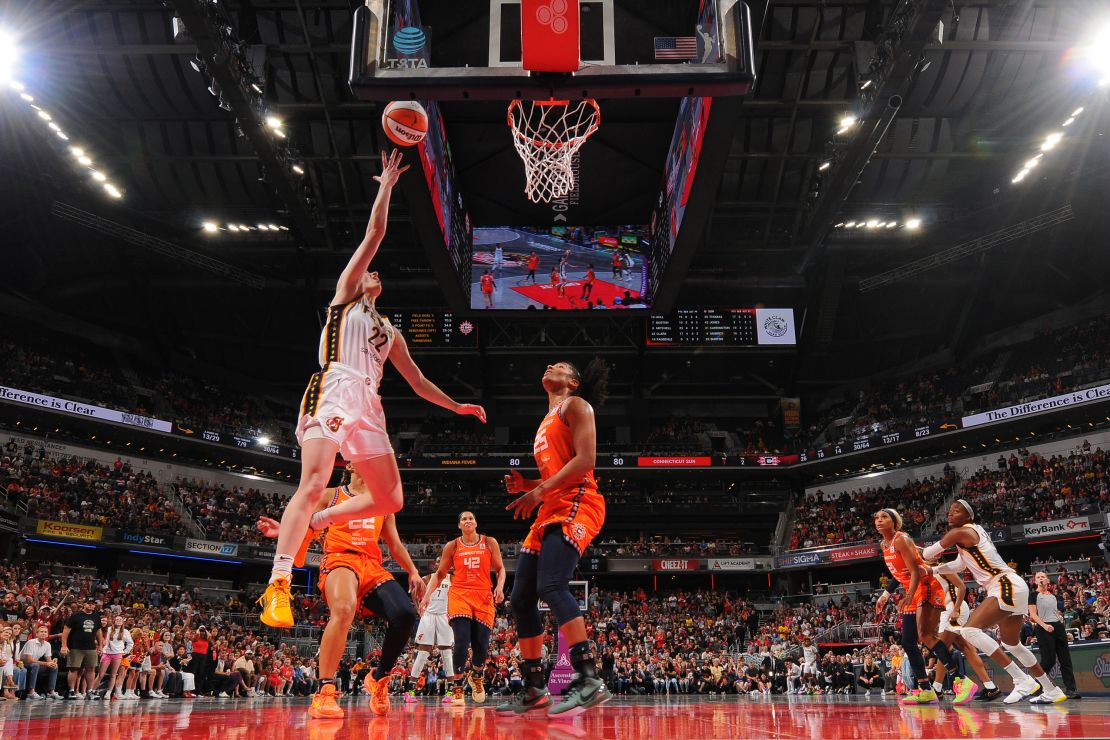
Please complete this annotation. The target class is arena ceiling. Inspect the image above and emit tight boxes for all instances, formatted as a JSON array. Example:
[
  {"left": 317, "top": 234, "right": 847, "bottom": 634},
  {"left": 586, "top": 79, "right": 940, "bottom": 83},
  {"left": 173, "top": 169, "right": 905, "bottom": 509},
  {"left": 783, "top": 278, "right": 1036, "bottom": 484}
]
[{"left": 0, "top": 0, "right": 1107, "bottom": 397}]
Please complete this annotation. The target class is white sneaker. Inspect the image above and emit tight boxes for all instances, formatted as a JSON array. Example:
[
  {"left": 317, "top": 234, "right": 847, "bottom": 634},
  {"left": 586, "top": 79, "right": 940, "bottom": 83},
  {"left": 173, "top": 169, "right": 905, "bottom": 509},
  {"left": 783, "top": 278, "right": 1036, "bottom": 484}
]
[
  {"left": 27, "top": 691, "right": 42, "bottom": 700},
  {"left": 48, "top": 691, "right": 64, "bottom": 700},
  {"left": 155, "top": 691, "right": 167, "bottom": 698},
  {"left": 218, "top": 692, "right": 229, "bottom": 698},
  {"left": 880, "top": 690, "right": 886, "bottom": 696},
  {"left": 1003, "top": 677, "right": 1040, "bottom": 705},
  {"left": 74, "top": 692, "right": 85, "bottom": 700},
  {"left": 1029, "top": 686, "right": 1067, "bottom": 704},
  {"left": 864, "top": 690, "right": 871, "bottom": 696}
]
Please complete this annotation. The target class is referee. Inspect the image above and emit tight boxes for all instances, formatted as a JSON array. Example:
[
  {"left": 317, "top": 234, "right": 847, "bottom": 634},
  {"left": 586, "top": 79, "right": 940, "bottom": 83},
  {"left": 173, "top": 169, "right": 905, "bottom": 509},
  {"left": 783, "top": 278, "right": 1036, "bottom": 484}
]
[{"left": 1028, "top": 571, "right": 1079, "bottom": 698}]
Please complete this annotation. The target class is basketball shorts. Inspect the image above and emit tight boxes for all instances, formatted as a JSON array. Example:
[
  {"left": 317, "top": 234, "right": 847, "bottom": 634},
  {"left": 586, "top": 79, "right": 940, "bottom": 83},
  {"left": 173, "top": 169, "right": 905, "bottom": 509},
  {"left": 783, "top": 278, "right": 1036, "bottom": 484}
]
[
  {"left": 900, "top": 575, "right": 945, "bottom": 613},
  {"left": 940, "top": 602, "right": 971, "bottom": 633},
  {"left": 986, "top": 572, "right": 1028, "bottom": 615},
  {"left": 415, "top": 612, "right": 453, "bottom": 646},
  {"left": 297, "top": 363, "right": 392, "bottom": 461},
  {"left": 447, "top": 588, "right": 495, "bottom": 629},
  {"left": 319, "top": 551, "right": 394, "bottom": 601},
  {"left": 521, "top": 487, "right": 605, "bottom": 556}
]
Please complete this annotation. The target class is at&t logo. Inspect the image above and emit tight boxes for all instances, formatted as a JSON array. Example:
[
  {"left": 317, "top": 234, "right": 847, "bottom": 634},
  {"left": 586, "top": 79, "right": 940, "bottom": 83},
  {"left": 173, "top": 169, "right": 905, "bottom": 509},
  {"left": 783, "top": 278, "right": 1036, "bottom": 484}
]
[{"left": 392, "top": 26, "right": 425, "bottom": 54}]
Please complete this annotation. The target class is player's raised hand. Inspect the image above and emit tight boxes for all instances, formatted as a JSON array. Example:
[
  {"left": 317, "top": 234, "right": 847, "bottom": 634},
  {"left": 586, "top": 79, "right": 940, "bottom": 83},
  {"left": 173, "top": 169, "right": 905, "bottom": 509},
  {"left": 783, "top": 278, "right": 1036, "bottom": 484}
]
[
  {"left": 373, "top": 148, "right": 410, "bottom": 187},
  {"left": 455, "top": 403, "right": 487, "bottom": 423},
  {"left": 503, "top": 469, "right": 526, "bottom": 494},
  {"left": 256, "top": 516, "right": 280, "bottom": 539}
]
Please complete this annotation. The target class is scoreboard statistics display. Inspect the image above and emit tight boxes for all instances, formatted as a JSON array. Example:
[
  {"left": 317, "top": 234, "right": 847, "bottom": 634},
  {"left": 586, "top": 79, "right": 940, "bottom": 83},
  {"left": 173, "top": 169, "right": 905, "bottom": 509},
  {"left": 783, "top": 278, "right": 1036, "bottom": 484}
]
[
  {"left": 647, "top": 308, "right": 798, "bottom": 347},
  {"left": 386, "top": 311, "right": 477, "bottom": 347}
]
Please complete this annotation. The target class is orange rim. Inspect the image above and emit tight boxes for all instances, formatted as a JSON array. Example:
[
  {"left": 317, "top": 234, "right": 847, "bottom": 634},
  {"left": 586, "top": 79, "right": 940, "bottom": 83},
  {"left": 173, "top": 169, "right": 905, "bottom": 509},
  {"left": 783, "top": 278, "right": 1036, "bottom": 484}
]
[{"left": 507, "top": 98, "right": 600, "bottom": 150}]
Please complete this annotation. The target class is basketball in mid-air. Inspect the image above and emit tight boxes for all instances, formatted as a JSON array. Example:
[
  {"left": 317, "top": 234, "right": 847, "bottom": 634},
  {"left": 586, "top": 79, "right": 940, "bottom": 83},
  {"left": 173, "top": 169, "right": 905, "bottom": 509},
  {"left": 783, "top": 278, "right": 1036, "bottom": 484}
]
[{"left": 382, "top": 100, "right": 428, "bottom": 147}]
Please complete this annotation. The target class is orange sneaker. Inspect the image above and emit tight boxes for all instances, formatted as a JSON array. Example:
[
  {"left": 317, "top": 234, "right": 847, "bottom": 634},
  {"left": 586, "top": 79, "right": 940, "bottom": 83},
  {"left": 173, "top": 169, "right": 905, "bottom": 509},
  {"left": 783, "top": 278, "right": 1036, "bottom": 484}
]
[
  {"left": 258, "top": 578, "right": 293, "bottom": 628},
  {"left": 364, "top": 672, "right": 391, "bottom": 716},
  {"left": 293, "top": 526, "right": 320, "bottom": 568},
  {"left": 308, "top": 683, "right": 344, "bottom": 719}
]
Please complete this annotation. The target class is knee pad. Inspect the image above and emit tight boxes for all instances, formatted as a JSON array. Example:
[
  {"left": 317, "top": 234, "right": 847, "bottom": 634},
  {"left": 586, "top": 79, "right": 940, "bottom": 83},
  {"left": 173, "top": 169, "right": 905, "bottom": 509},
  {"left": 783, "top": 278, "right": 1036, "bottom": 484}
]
[
  {"left": 960, "top": 627, "right": 1000, "bottom": 657},
  {"left": 1002, "top": 642, "right": 1038, "bottom": 668}
]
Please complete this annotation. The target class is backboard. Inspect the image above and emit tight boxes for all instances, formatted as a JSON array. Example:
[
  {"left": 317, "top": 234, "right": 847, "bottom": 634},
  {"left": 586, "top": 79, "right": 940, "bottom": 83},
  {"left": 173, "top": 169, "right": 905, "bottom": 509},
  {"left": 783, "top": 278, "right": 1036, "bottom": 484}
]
[{"left": 350, "top": 0, "right": 754, "bottom": 101}]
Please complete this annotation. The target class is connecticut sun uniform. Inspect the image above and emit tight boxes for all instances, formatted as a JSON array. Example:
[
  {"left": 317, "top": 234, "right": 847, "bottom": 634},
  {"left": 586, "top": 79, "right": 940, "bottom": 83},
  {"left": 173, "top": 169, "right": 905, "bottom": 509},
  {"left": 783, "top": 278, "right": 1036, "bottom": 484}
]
[
  {"left": 939, "top": 577, "right": 971, "bottom": 633},
  {"left": 882, "top": 531, "right": 944, "bottom": 612},
  {"left": 416, "top": 575, "right": 453, "bottom": 647},
  {"left": 951, "top": 524, "right": 1028, "bottom": 614},
  {"left": 297, "top": 297, "right": 396, "bottom": 460},
  {"left": 318, "top": 486, "right": 394, "bottom": 600},
  {"left": 524, "top": 397, "right": 606, "bottom": 555},
  {"left": 447, "top": 537, "right": 495, "bottom": 628}
]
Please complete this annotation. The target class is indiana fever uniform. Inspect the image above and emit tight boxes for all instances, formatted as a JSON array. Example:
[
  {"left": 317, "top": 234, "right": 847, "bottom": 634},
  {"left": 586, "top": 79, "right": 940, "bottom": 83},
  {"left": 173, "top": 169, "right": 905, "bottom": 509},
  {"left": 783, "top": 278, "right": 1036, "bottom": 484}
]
[
  {"left": 939, "top": 578, "right": 971, "bottom": 633},
  {"left": 318, "top": 486, "right": 394, "bottom": 600},
  {"left": 523, "top": 397, "right": 605, "bottom": 556},
  {"left": 417, "top": 578, "right": 453, "bottom": 646},
  {"left": 297, "top": 297, "right": 396, "bottom": 460},
  {"left": 448, "top": 537, "right": 495, "bottom": 628},
  {"left": 882, "top": 532, "right": 945, "bottom": 611},
  {"left": 950, "top": 524, "right": 1028, "bottom": 614}
]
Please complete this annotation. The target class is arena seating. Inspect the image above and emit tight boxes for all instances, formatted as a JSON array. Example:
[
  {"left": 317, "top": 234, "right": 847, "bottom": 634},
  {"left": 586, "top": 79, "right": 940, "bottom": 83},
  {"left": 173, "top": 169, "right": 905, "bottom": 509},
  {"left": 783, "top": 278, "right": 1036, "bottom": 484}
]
[{"left": 3, "top": 442, "right": 180, "bottom": 533}]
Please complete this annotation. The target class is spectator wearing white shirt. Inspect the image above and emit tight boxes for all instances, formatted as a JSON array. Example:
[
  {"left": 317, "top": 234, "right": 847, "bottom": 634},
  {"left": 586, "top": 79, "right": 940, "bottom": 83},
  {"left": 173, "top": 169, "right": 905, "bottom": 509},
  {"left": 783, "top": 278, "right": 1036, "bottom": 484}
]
[
  {"left": 93, "top": 616, "right": 133, "bottom": 699},
  {"left": 20, "top": 626, "right": 59, "bottom": 699}
]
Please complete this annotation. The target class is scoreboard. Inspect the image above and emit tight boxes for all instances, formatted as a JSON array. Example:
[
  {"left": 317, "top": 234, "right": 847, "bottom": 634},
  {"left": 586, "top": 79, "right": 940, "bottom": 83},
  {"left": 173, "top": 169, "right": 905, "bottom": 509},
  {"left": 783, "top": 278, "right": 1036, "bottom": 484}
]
[
  {"left": 386, "top": 311, "right": 477, "bottom": 348},
  {"left": 647, "top": 308, "right": 797, "bottom": 347}
]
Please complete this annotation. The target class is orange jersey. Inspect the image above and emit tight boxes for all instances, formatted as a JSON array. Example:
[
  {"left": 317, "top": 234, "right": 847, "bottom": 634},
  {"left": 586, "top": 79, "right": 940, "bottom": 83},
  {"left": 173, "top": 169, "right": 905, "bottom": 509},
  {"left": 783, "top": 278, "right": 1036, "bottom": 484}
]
[
  {"left": 452, "top": 536, "right": 493, "bottom": 591},
  {"left": 322, "top": 486, "right": 384, "bottom": 561},
  {"left": 480, "top": 274, "right": 494, "bottom": 293},
  {"left": 882, "top": 532, "right": 944, "bottom": 612},
  {"left": 533, "top": 399, "right": 597, "bottom": 496}
]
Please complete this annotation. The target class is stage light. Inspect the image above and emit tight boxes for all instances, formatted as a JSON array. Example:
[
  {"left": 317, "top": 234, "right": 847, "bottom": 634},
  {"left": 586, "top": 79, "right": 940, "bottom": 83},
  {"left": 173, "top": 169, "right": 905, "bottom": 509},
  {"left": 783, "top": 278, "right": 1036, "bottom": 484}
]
[
  {"left": 843, "top": 221, "right": 856, "bottom": 228},
  {"left": 833, "top": 222, "right": 845, "bottom": 228},
  {"left": 0, "top": 32, "right": 17, "bottom": 83},
  {"left": 70, "top": 147, "right": 84, "bottom": 157},
  {"left": 47, "top": 122, "right": 59, "bottom": 131},
  {"left": 885, "top": 221, "right": 898, "bottom": 228},
  {"left": 866, "top": 219, "right": 880, "bottom": 228},
  {"left": 1040, "top": 132, "right": 1063, "bottom": 151},
  {"left": 9, "top": 80, "right": 22, "bottom": 90},
  {"left": 1012, "top": 170, "right": 1028, "bottom": 183},
  {"left": 839, "top": 114, "right": 857, "bottom": 129},
  {"left": 228, "top": 224, "right": 240, "bottom": 232},
  {"left": 272, "top": 128, "right": 285, "bottom": 139},
  {"left": 90, "top": 170, "right": 106, "bottom": 182},
  {"left": 251, "top": 83, "right": 263, "bottom": 94},
  {"left": 278, "top": 225, "right": 289, "bottom": 231},
  {"left": 265, "top": 115, "right": 282, "bottom": 129},
  {"left": 291, "top": 164, "right": 304, "bottom": 175},
  {"left": 905, "top": 218, "right": 922, "bottom": 230},
  {"left": 267, "top": 224, "right": 278, "bottom": 231},
  {"left": 19, "top": 92, "right": 31, "bottom": 102},
  {"left": 257, "top": 436, "right": 271, "bottom": 446},
  {"left": 202, "top": 221, "right": 218, "bottom": 233},
  {"left": 1025, "top": 156, "right": 1041, "bottom": 169},
  {"left": 257, "top": 224, "right": 270, "bottom": 231},
  {"left": 1063, "top": 117, "right": 1075, "bottom": 127},
  {"left": 36, "top": 110, "right": 51, "bottom": 121},
  {"left": 77, "top": 155, "right": 92, "bottom": 166},
  {"left": 103, "top": 183, "right": 122, "bottom": 199},
  {"left": 1072, "top": 107, "right": 1084, "bottom": 117},
  {"left": 55, "top": 131, "right": 68, "bottom": 140}
]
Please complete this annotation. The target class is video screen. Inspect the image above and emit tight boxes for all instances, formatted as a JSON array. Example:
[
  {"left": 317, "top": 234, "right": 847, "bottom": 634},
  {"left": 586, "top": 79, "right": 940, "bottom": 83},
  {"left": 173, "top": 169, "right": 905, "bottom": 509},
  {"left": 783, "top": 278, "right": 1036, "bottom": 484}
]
[{"left": 470, "top": 226, "right": 652, "bottom": 311}]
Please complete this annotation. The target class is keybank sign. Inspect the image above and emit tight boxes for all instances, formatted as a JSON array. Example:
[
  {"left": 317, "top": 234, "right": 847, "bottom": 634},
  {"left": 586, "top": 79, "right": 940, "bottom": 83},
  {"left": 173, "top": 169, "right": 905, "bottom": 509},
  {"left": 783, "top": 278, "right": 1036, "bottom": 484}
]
[{"left": 184, "top": 538, "right": 239, "bottom": 557}]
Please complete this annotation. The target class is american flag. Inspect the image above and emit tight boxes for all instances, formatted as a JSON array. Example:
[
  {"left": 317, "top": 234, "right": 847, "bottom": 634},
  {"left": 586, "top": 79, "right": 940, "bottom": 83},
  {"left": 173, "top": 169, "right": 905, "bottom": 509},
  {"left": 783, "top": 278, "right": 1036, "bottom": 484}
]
[{"left": 654, "top": 36, "right": 697, "bottom": 60}]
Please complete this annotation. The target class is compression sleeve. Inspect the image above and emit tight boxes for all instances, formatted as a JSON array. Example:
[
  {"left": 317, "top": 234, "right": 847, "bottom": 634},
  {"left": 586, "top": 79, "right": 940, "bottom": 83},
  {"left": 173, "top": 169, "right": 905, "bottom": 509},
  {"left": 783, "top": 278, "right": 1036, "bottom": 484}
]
[{"left": 921, "top": 542, "right": 945, "bottom": 561}]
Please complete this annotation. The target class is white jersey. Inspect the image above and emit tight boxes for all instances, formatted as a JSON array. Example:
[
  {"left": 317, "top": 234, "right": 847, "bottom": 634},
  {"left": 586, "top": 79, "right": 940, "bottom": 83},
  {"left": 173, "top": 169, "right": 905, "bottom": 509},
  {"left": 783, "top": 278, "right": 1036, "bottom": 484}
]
[
  {"left": 426, "top": 578, "right": 450, "bottom": 617},
  {"left": 939, "top": 576, "right": 962, "bottom": 613},
  {"left": 802, "top": 644, "right": 818, "bottom": 665},
  {"left": 954, "top": 524, "right": 1015, "bottom": 588},
  {"left": 317, "top": 297, "right": 396, "bottom": 388}
]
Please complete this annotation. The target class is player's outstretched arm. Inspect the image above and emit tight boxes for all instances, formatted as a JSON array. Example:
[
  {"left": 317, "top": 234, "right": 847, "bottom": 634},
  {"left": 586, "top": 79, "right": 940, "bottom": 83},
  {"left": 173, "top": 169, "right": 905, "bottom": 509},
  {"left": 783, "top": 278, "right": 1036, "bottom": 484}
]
[
  {"left": 382, "top": 514, "right": 425, "bottom": 602},
  {"left": 333, "top": 149, "right": 409, "bottom": 305},
  {"left": 388, "top": 332, "right": 487, "bottom": 422}
]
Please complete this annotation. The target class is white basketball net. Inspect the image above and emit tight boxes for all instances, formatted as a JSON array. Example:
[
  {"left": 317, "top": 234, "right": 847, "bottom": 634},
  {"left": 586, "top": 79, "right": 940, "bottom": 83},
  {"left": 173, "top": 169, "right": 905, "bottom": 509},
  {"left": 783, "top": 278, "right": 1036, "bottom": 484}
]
[{"left": 507, "top": 98, "right": 600, "bottom": 203}]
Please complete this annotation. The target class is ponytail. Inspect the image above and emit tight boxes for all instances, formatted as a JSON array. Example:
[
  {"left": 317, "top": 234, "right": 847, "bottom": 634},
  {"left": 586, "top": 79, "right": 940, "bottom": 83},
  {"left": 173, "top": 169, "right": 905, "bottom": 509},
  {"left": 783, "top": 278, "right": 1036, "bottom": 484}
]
[{"left": 567, "top": 357, "right": 610, "bottom": 408}]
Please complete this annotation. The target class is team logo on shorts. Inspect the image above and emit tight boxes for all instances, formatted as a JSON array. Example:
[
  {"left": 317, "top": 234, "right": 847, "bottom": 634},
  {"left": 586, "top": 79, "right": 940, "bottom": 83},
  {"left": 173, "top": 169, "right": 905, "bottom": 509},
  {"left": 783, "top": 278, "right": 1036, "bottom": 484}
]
[
  {"left": 325, "top": 416, "right": 345, "bottom": 433},
  {"left": 572, "top": 523, "right": 586, "bottom": 540}
]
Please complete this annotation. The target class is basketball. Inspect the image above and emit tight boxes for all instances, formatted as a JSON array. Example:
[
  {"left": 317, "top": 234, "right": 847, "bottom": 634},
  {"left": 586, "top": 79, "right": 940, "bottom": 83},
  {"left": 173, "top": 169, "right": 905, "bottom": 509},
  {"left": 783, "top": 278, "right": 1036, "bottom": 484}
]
[{"left": 382, "top": 100, "right": 428, "bottom": 147}]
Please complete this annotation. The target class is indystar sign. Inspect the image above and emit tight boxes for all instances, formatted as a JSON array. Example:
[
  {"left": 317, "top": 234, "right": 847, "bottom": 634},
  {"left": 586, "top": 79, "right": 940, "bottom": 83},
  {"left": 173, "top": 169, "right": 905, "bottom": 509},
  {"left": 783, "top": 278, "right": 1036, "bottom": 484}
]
[{"left": 962, "top": 382, "right": 1110, "bottom": 428}]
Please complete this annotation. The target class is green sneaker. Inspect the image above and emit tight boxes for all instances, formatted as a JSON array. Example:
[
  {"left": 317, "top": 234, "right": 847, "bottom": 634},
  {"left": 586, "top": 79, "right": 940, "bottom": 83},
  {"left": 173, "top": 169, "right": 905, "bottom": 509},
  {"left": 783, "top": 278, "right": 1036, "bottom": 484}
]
[
  {"left": 901, "top": 688, "right": 938, "bottom": 705},
  {"left": 548, "top": 675, "right": 610, "bottom": 718},
  {"left": 495, "top": 686, "right": 552, "bottom": 716},
  {"left": 953, "top": 677, "right": 979, "bottom": 705}
]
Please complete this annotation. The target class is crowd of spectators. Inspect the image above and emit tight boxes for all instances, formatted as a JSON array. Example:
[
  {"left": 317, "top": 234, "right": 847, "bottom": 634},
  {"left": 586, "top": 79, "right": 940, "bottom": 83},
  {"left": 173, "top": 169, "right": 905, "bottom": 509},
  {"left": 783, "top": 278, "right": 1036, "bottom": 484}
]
[
  {"left": 4, "top": 439, "right": 180, "bottom": 534},
  {"left": 941, "top": 444, "right": 1108, "bottom": 533},
  {"left": 174, "top": 479, "right": 283, "bottom": 544},
  {"left": 151, "top": 372, "right": 288, "bottom": 446},
  {"left": 788, "top": 468, "right": 956, "bottom": 549},
  {"left": 0, "top": 338, "right": 136, "bottom": 413},
  {"left": 642, "top": 416, "right": 718, "bottom": 455},
  {"left": 809, "top": 312, "right": 1110, "bottom": 449}
]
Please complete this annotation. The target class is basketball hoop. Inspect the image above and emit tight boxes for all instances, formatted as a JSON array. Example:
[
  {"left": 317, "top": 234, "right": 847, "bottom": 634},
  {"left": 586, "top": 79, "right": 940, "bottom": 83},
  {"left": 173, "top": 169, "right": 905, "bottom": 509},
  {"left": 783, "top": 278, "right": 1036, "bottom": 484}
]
[{"left": 507, "top": 98, "right": 600, "bottom": 203}]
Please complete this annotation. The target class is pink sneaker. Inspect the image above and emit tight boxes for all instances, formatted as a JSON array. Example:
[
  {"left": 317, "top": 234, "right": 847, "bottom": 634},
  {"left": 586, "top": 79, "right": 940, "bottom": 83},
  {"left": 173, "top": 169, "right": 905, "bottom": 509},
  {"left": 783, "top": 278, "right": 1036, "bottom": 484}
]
[
  {"left": 441, "top": 694, "right": 453, "bottom": 705},
  {"left": 404, "top": 692, "right": 418, "bottom": 704}
]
